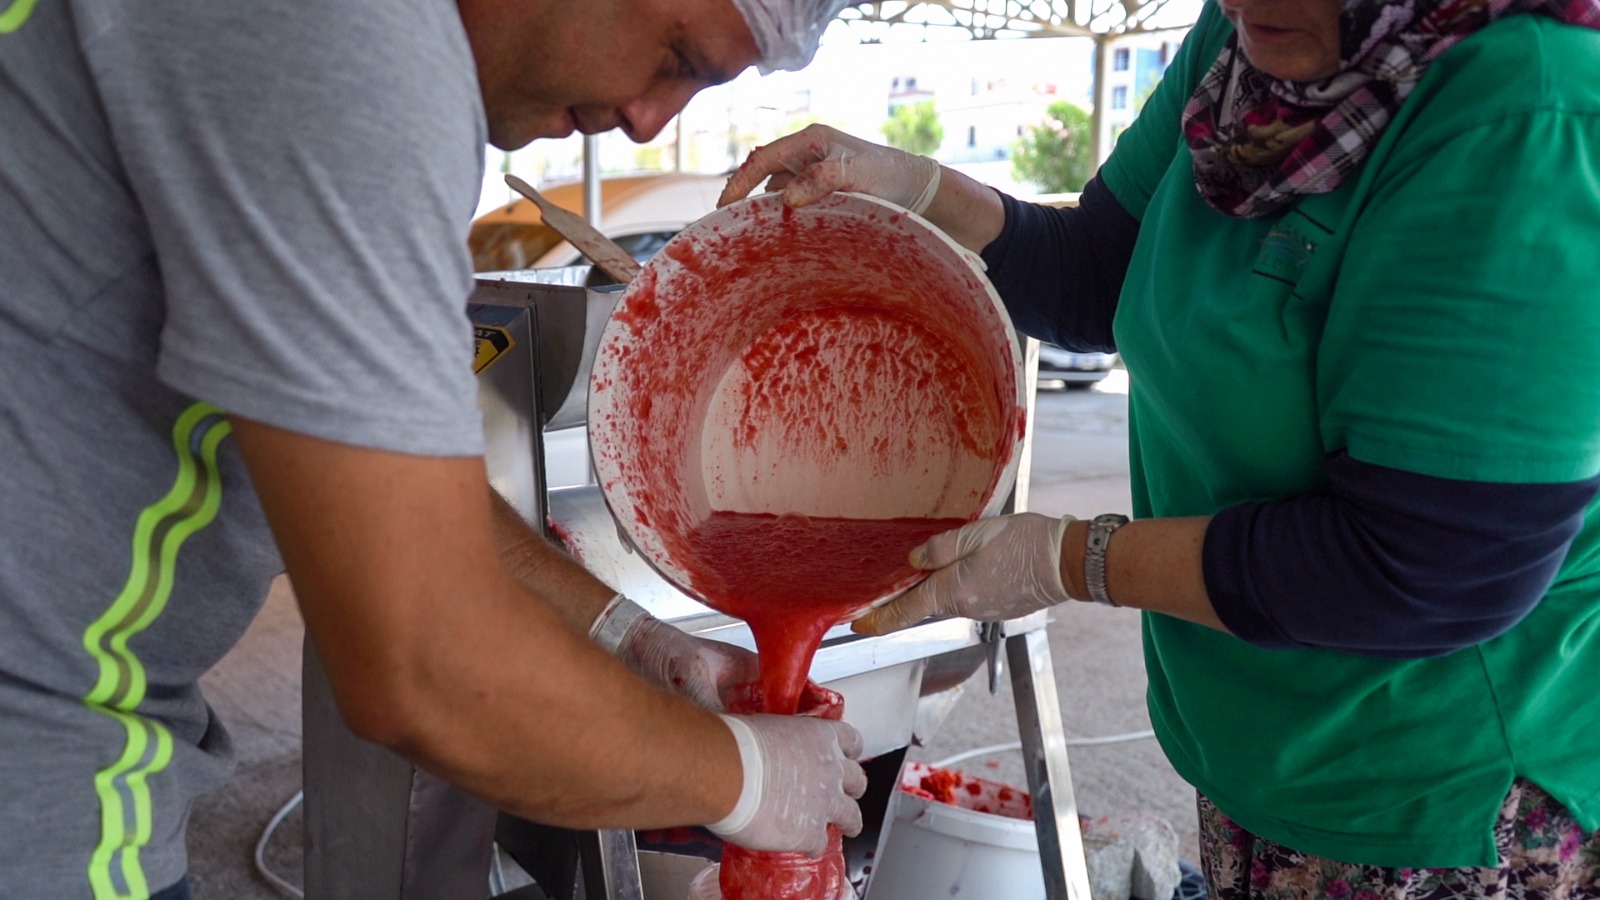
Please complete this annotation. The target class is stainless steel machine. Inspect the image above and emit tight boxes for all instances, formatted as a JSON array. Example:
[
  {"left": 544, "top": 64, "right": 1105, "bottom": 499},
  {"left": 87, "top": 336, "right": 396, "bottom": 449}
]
[{"left": 301, "top": 267, "right": 1094, "bottom": 900}]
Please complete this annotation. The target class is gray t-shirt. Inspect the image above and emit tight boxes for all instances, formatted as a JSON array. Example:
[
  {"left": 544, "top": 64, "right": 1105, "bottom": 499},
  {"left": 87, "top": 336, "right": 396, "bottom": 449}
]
[{"left": 0, "top": 0, "right": 486, "bottom": 893}]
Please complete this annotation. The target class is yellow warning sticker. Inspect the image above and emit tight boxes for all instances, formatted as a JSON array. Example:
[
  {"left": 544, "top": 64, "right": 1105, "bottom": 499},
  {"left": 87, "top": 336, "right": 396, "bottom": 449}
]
[{"left": 472, "top": 325, "right": 515, "bottom": 374}]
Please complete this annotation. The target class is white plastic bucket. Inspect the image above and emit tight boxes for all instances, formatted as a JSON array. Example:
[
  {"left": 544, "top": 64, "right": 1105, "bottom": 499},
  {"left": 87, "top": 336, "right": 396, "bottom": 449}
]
[
  {"left": 587, "top": 191, "right": 1026, "bottom": 620},
  {"left": 868, "top": 763, "right": 1045, "bottom": 900}
]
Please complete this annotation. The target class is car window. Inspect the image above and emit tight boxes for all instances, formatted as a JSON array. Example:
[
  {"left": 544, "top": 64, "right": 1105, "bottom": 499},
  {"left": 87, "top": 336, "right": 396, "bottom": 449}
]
[
  {"left": 611, "top": 231, "right": 675, "bottom": 260},
  {"left": 582, "top": 230, "right": 681, "bottom": 287}
]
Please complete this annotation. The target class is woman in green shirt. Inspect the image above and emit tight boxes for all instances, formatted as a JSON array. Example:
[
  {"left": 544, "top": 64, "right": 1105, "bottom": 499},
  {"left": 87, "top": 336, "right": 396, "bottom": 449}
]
[{"left": 721, "top": 0, "right": 1600, "bottom": 894}]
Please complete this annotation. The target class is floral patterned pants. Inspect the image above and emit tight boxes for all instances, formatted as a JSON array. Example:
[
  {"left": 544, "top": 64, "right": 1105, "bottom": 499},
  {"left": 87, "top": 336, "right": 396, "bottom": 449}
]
[{"left": 1199, "top": 780, "right": 1600, "bottom": 899}]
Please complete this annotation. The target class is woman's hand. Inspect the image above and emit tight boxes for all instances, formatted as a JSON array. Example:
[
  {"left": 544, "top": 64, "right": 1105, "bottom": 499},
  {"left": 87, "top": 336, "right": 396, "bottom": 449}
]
[
  {"left": 719, "top": 124, "right": 1007, "bottom": 253},
  {"left": 718, "top": 124, "right": 941, "bottom": 213},
  {"left": 852, "top": 513, "right": 1077, "bottom": 635}
]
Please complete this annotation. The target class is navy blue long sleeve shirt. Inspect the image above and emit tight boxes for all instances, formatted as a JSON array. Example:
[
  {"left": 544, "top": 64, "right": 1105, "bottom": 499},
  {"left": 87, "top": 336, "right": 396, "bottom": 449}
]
[{"left": 980, "top": 179, "right": 1600, "bottom": 657}]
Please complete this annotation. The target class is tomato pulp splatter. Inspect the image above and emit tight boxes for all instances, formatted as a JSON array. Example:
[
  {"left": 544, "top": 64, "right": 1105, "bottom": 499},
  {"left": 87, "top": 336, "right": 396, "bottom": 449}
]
[
  {"left": 683, "top": 511, "right": 965, "bottom": 715},
  {"left": 898, "top": 762, "right": 1034, "bottom": 821}
]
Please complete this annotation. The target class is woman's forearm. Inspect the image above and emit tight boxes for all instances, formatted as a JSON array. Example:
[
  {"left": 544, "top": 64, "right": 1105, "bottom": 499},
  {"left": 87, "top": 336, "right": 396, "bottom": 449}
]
[
  {"left": 923, "top": 165, "right": 1006, "bottom": 253},
  {"left": 1061, "top": 454, "right": 1597, "bottom": 655},
  {"left": 1059, "top": 515, "right": 1228, "bottom": 632}
]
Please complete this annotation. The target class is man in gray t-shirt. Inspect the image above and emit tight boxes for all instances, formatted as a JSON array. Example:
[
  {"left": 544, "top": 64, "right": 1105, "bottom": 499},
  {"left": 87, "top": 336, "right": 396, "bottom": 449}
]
[{"left": 0, "top": 0, "right": 863, "bottom": 895}]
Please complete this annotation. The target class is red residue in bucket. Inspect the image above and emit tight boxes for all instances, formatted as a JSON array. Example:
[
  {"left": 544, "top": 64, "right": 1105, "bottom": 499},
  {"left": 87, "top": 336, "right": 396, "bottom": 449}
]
[
  {"left": 900, "top": 763, "right": 1035, "bottom": 821},
  {"left": 589, "top": 195, "right": 1025, "bottom": 900},
  {"left": 732, "top": 305, "right": 994, "bottom": 461},
  {"left": 545, "top": 517, "right": 578, "bottom": 560},
  {"left": 612, "top": 270, "right": 661, "bottom": 332},
  {"left": 591, "top": 197, "right": 1024, "bottom": 605},
  {"left": 683, "top": 511, "right": 964, "bottom": 715}
]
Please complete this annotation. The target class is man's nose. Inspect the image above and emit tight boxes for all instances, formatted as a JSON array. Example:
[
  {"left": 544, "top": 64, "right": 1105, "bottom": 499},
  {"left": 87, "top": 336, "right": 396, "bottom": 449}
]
[{"left": 620, "top": 84, "right": 699, "bottom": 143}]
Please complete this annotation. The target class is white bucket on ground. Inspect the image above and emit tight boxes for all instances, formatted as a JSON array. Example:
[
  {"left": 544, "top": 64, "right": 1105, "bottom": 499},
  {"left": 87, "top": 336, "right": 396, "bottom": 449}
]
[{"left": 868, "top": 763, "right": 1045, "bottom": 900}]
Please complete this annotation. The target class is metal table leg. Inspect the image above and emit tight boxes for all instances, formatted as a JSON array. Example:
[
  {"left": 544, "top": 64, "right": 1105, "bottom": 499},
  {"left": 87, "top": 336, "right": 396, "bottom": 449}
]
[
  {"left": 303, "top": 641, "right": 497, "bottom": 900},
  {"left": 1008, "top": 628, "right": 1093, "bottom": 900},
  {"left": 578, "top": 829, "right": 645, "bottom": 900}
]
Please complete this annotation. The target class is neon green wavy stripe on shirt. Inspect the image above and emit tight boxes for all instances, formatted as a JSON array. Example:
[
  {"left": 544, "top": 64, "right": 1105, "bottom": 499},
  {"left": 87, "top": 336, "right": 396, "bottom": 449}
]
[
  {"left": 0, "top": 0, "right": 41, "bottom": 33},
  {"left": 83, "top": 403, "right": 232, "bottom": 900}
]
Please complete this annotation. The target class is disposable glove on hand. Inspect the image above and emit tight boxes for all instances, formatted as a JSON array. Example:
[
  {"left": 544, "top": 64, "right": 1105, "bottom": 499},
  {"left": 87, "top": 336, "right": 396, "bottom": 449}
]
[
  {"left": 590, "top": 595, "right": 759, "bottom": 713},
  {"left": 718, "top": 124, "right": 941, "bottom": 214},
  {"left": 707, "top": 713, "right": 868, "bottom": 856},
  {"left": 853, "top": 513, "right": 1076, "bottom": 636}
]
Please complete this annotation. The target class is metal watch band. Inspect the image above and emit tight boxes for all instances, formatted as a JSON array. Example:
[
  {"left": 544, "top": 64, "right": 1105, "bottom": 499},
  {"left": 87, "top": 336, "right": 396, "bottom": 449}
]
[{"left": 1085, "top": 514, "right": 1130, "bottom": 607}]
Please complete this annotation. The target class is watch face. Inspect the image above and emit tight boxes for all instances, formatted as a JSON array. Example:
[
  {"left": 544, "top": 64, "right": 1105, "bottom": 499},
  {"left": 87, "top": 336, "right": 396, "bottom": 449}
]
[{"left": 1088, "top": 514, "right": 1129, "bottom": 555}]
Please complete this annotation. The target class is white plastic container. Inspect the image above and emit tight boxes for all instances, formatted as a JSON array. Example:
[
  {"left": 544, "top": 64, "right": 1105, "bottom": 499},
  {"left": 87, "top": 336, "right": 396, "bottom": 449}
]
[
  {"left": 868, "top": 764, "right": 1045, "bottom": 900},
  {"left": 587, "top": 190, "right": 1026, "bottom": 622}
]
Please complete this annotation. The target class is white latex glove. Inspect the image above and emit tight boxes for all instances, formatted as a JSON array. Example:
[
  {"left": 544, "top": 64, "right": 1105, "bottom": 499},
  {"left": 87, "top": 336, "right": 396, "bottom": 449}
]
[
  {"left": 852, "top": 513, "right": 1077, "bottom": 636},
  {"left": 590, "top": 595, "right": 759, "bottom": 713},
  {"left": 718, "top": 124, "right": 941, "bottom": 214},
  {"left": 707, "top": 713, "right": 867, "bottom": 855}
]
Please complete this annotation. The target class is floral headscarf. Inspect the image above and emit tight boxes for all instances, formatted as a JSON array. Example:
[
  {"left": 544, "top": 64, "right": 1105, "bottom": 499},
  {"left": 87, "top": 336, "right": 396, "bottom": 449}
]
[{"left": 1182, "top": 0, "right": 1600, "bottom": 218}]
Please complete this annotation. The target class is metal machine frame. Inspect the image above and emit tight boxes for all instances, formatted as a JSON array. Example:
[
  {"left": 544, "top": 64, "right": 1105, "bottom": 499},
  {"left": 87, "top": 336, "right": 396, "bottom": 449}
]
[{"left": 301, "top": 270, "right": 1093, "bottom": 899}]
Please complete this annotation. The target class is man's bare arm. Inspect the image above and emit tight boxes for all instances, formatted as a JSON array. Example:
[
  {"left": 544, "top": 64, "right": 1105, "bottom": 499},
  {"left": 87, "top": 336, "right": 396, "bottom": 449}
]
[
  {"left": 488, "top": 491, "right": 614, "bottom": 635},
  {"left": 232, "top": 417, "right": 740, "bottom": 828}
]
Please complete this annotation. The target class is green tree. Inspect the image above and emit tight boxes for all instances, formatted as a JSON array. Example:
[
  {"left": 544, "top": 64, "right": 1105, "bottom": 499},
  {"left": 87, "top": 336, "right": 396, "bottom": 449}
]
[
  {"left": 632, "top": 144, "right": 665, "bottom": 171},
  {"left": 1135, "top": 79, "right": 1160, "bottom": 113},
  {"left": 881, "top": 101, "right": 944, "bottom": 156},
  {"left": 1011, "top": 101, "right": 1094, "bottom": 194}
]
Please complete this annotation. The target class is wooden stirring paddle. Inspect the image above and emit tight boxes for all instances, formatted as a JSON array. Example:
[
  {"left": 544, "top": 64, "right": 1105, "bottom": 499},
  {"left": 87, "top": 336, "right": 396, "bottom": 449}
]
[{"left": 503, "top": 174, "right": 643, "bottom": 285}]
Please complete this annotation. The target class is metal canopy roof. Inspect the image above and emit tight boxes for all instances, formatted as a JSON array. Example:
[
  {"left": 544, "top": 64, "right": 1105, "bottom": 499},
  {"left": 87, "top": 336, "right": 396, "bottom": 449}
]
[
  {"left": 836, "top": 0, "right": 1194, "bottom": 41},
  {"left": 570, "top": 0, "right": 1200, "bottom": 224}
]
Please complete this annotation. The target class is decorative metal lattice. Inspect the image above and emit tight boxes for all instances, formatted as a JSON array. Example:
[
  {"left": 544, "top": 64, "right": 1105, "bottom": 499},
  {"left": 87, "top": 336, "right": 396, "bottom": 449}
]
[{"left": 837, "top": 0, "right": 1196, "bottom": 41}]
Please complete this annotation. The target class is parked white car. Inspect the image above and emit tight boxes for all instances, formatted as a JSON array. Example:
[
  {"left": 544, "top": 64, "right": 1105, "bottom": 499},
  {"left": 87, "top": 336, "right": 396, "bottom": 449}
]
[
  {"left": 472, "top": 173, "right": 730, "bottom": 487},
  {"left": 470, "top": 172, "right": 725, "bottom": 277},
  {"left": 1036, "top": 343, "right": 1118, "bottom": 388}
]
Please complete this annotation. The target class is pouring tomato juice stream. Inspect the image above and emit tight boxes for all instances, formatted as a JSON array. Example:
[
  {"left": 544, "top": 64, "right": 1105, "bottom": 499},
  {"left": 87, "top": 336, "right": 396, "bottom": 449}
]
[
  {"left": 674, "top": 309, "right": 972, "bottom": 899},
  {"left": 687, "top": 513, "right": 961, "bottom": 900},
  {"left": 684, "top": 511, "right": 964, "bottom": 715},
  {"left": 637, "top": 299, "right": 982, "bottom": 898},
  {"left": 595, "top": 201, "right": 1020, "bottom": 898}
]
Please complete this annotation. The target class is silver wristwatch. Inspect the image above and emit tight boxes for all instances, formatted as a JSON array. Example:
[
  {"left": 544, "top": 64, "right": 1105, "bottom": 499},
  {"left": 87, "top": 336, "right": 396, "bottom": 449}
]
[{"left": 1084, "top": 513, "right": 1130, "bottom": 607}]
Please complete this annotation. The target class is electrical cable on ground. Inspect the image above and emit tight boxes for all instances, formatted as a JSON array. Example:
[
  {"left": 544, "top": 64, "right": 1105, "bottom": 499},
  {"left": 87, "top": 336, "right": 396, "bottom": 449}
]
[
  {"left": 1064, "top": 729, "right": 1156, "bottom": 747},
  {"left": 931, "top": 730, "right": 1154, "bottom": 769},
  {"left": 255, "top": 790, "right": 305, "bottom": 898},
  {"left": 489, "top": 845, "right": 509, "bottom": 895}
]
